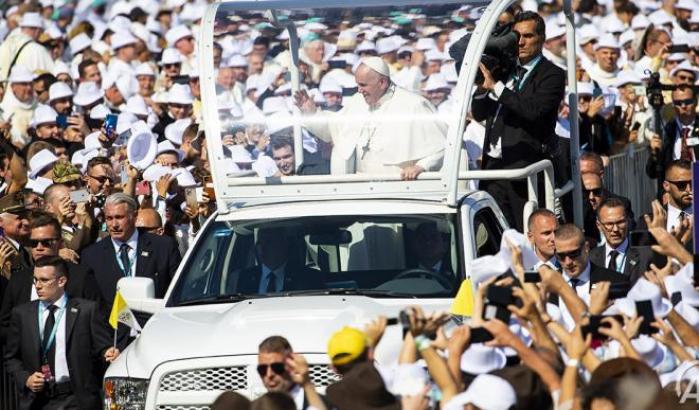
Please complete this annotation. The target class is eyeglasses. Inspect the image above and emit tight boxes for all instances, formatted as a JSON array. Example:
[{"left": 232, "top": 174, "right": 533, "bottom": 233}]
[
  {"left": 556, "top": 247, "right": 583, "bottom": 260},
  {"left": 29, "top": 237, "right": 60, "bottom": 248},
  {"left": 598, "top": 219, "right": 627, "bottom": 230},
  {"left": 32, "top": 276, "right": 57, "bottom": 285},
  {"left": 673, "top": 99, "right": 695, "bottom": 107},
  {"left": 667, "top": 179, "right": 692, "bottom": 190},
  {"left": 584, "top": 187, "right": 604, "bottom": 197},
  {"left": 88, "top": 174, "right": 114, "bottom": 184},
  {"left": 256, "top": 362, "right": 285, "bottom": 378}
]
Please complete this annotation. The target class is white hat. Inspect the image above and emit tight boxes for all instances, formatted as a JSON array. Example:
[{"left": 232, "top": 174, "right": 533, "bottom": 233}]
[
  {"left": 670, "top": 61, "right": 699, "bottom": 78},
  {"left": 676, "top": 0, "right": 695, "bottom": 10},
  {"left": 443, "top": 374, "right": 517, "bottom": 410},
  {"left": 79, "top": 131, "right": 105, "bottom": 156},
  {"left": 175, "top": 168, "right": 197, "bottom": 187},
  {"left": 114, "top": 112, "right": 138, "bottom": 140},
  {"left": 165, "top": 25, "right": 193, "bottom": 47},
  {"left": 614, "top": 71, "right": 642, "bottom": 88},
  {"left": 319, "top": 78, "right": 342, "bottom": 94},
  {"left": 8, "top": 66, "right": 34, "bottom": 83},
  {"left": 594, "top": 34, "right": 620, "bottom": 51},
  {"left": 30, "top": 104, "right": 58, "bottom": 128},
  {"left": 135, "top": 63, "right": 155, "bottom": 77},
  {"left": 631, "top": 335, "right": 666, "bottom": 369},
  {"left": 619, "top": 29, "right": 636, "bottom": 46},
  {"left": 226, "top": 144, "right": 254, "bottom": 164},
  {"left": 167, "top": 84, "right": 194, "bottom": 105},
  {"left": 110, "top": 30, "right": 138, "bottom": 51},
  {"left": 360, "top": 56, "right": 390, "bottom": 77},
  {"left": 125, "top": 95, "right": 150, "bottom": 117},
  {"left": 127, "top": 128, "right": 158, "bottom": 170},
  {"left": 225, "top": 54, "right": 248, "bottom": 68},
  {"left": 605, "top": 19, "right": 626, "bottom": 35},
  {"left": 578, "top": 24, "right": 599, "bottom": 45},
  {"left": 89, "top": 104, "right": 111, "bottom": 120},
  {"left": 142, "top": 164, "right": 173, "bottom": 182},
  {"left": 245, "top": 74, "right": 260, "bottom": 91},
  {"left": 459, "top": 344, "right": 507, "bottom": 375},
  {"left": 631, "top": 14, "right": 651, "bottom": 30},
  {"left": 74, "top": 82, "right": 104, "bottom": 106},
  {"left": 649, "top": 13, "right": 673, "bottom": 26},
  {"left": 115, "top": 75, "right": 137, "bottom": 100},
  {"left": 674, "top": 301, "right": 699, "bottom": 330},
  {"left": 160, "top": 48, "right": 183, "bottom": 66},
  {"left": 616, "top": 278, "right": 673, "bottom": 318},
  {"left": 19, "top": 12, "right": 44, "bottom": 29},
  {"left": 545, "top": 24, "right": 566, "bottom": 41},
  {"left": 666, "top": 53, "right": 687, "bottom": 62},
  {"left": 29, "top": 149, "right": 58, "bottom": 179},
  {"left": 48, "top": 82, "right": 73, "bottom": 102},
  {"left": 262, "top": 96, "right": 289, "bottom": 115},
  {"left": 156, "top": 140, "right": 184, "bottom": 162},
  {"left": 425, "top": 49, "right": 446, "bottom": 62},
  {"left": 416, "top": 38, "right": 437, "bottom": 51},
  {"left": 376, "top": 37, "right": 399, "bottom": 55},
  {"left": 25, "top": 177, "right": 53, "bottom": 195},
  {"left": 51, "top": 61, "right": 71, "bottom": 78},
  {"left": 164, "top": 118, "right": 191, "bottom": 146},
  {"left": 69, "top": 33, "right": 91, "bottom": 55},
  {"left": 665, "top": 271, "right": 699, "bottom": 307},
  {"left": 356, "top": 40, "right": 376, "bottom": 53},
  {"left": 577, "top": 82, "right": 594, "bottom": 95},
  {"left": 423, "top": 73, "right": 450, "bottom": 92}
]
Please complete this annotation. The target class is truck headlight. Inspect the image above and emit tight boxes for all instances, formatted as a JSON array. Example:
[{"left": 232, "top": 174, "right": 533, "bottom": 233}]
[{"left": 104, "top": 377, "right": 149, "bottom": 410}]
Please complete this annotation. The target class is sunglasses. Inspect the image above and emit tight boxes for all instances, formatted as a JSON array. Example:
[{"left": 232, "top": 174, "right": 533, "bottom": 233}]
[
  {"left": 256, "top": 362, "right": 285, "bottom": 377},
  {"left": 29, "top": 238, "right": 60, "bottom": 248},
  {"left": 583, "top": 187, "right": 603, "bottom": 197},
  {"left": 667, "top": 179, "right": 692, "bottom": 190},
  {"left": 557, "top": 247, "right": 583, "bottom": 260},
  {"left": 89, "top": 174, "right": 114, "bottom": 184},
  {"left": 673, "top": 99, "right": 695, "bottom": 107}
]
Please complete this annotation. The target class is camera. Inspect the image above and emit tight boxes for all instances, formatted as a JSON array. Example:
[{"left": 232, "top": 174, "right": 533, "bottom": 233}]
[
  {"left": 449, "top": 22, "right": 520, "bottom": 84},
  {"left": 645, "top": 71, "right": 675, "bottom": 110}
]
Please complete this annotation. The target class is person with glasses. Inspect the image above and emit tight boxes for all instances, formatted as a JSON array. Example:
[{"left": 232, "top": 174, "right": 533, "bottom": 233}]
[
  {"left": 135, "top": 208, "right": 164, "bottom": 236},
  {"left": 646, "top": 86, "right": 699, "bottom": 185},
  {"left": 582, "top": 171, "right": 635, "bottom": 247},
  {"left": 257, "top": 335, "right": 329, "bottom": 410},
  {"left": 4, "top": 256, "right": 118, "bottom": 410},
  {"left": 663, "top": 159, "right": 694, "bottom": 233},
  {"left": 83, "top": 156, "right": 115, "bottom": 199},
  {"left": 0, "top": 212, "right": 102, "bottom": 344},
  {"left": 553, "top": 224, "right": 629, "bottom": 331},
  {"left": 590, "top": 198, "right": 654, "bottom": 285}
]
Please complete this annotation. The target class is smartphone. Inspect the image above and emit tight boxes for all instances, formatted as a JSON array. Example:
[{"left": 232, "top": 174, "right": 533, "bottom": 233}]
[
  {"left": 135, "top": 180, "right": 151, "bottom": 196},
  {"left": 636, "top": 300, "right": 659, "bottom": 335},
  {"left": 69, "top": 189, "right": 90, "bottom": 204},
  {"left": 470, "top": 327, "right": 494, "bottom": 343},
  {"left": 185, "top": 187, "right": 198, "bottom": 210},
  {"left": 386, "top": 317, "right": 399, "bottom": 326},
  {"left": 172, "top": 75, "right": 190, "bottom": 85},
  {"left": 629, "top": 230, "right": 657, "bottom": 247},
  {"left": 669, "top": 44, "right": 691, "bottom": 54},
  {"left": 442, "top": 317, "right": 459, "bottom": 339},
  {"left": 195, "top": 187, "right": 204, "bottom": 202},
  {"left": 524, "top": 271, "right": 541, "bottom": 283},
  {"left": 56, "top": 114, "right": 68, "bottom": 129},
  {"left": 608, "top": 282, "right": 631, "bottom": 299},
  {"left": 631, "top": 122, "right": 642, "bottom": 132},
  {"left": 120, "top": 164, "right": 128, "bottom": 185},
  {"left": 104, "top": 114, "right": 118, "bottom": 140},
  {"left": 486, "top": 286, "right": 514, "bottom": 307},
  {"left": 592, "top": 86, "right": 603, "bottom": 98},
  {"left": 483, "top": 303, "right": 511, "bottom": 323},
  {"left": 204, "top": 183, "right": 216, "bottom": 201}
]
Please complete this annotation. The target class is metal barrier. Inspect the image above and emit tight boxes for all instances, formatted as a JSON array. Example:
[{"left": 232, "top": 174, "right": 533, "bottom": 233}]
[
  {"left": 603, "top": 144, "right": 656, "bottom": 218},
  {"left": 1, "top": 347, "right": 19, "bottom": 410}
]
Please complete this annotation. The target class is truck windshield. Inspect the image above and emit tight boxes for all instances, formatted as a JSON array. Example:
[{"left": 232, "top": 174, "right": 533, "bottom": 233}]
[
  {"left": 207, "top": 1, "right": 489, "bottom": 180},
  {"left": 169, "top": 214, "right": 461, "bottom": 305}
]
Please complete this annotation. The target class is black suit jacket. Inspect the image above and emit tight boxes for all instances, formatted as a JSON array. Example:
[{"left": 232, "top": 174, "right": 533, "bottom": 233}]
[
  {"left": 80, "top": 231, "right": 181, "bottom": 308},
  {"left": 646, "top": 118, "right": 699, "bottom": 181},
  {"left": 471, "top": 56, "right": 566, "bottom": 169},
  {"left": 235, "top": 265, "right": 325, "bottom": 294},
  {"left": 589, "top": 245, "right": 654, "bottom": 285},
  {"left": 0, "top": 262, "right": 103, "bottom": 343},
  {"left": 3, "top": 298, "right": 111, "bottom": 410},
  {"left": 550, "top": 263, "right": 629, "bottom": 306},
  {"left": 583, "top": 190, "right": 635, "bottom": 243}
]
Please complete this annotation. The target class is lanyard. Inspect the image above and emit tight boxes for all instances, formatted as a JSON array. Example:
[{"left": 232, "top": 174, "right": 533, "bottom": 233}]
[
  {"left": 38, "top": 300, "right": 67, "bottom": 359},
  {"left": 115, "top": 246, "right": 135, "bottom": 277}
]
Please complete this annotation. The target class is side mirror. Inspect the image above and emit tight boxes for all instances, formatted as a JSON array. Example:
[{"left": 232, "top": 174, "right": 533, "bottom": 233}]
[{"left": 117, "top": 277, "right": 164, "bottom": 315}]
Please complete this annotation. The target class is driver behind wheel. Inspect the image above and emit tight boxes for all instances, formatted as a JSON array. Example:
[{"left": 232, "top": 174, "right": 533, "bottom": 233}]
[{"left": 411, "top": 222, "right": 452, "bottom": 275}]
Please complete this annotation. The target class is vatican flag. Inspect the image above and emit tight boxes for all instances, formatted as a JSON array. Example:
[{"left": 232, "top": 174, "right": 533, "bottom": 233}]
[
  {"left": 450, "top": 279, "right": 474, "bottom": 317},
  {"left": 109, "top": 291, "right": 141, "bottom": 331}
]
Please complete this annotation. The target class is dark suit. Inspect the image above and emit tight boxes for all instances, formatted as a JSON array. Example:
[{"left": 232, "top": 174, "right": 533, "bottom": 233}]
[
  {"left": 550, "top": 262, "right": 629, "bottom": 306},
  {"left": 80, "top": 231, "right": 181, "bottom": 307},
  {"left": 471, "top": 56, "right": 565, "bottom": 230},
  {"left": 4, "top": 298, "right": 112, "bottom": 410},
  {"left": 589, "top": 244, "right": 654, "bottom": 285},
  {"left": 583, "top": 190, "right": 635, "bottom": 244},
  {"left": 646, "top": 118, "right": 699, "bottom": 196},
  {"left": 235, "top": 265, "right": 325, "bottom": 294},
  {"left": 0, "top": 263, "right": 103, "bottom": 344}
]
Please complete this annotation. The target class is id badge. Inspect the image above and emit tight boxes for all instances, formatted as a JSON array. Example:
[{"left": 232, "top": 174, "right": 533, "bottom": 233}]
[
  {"left": 686, "top": 137, "right": 699, "bottom": 146},
  {"left": 40, "top": 364, "right": 54, "bottom": 383}
]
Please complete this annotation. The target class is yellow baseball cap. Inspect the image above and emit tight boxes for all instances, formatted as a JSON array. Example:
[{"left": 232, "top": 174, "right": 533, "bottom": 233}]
[{"left": 327, "top": 327, "right": 368, "bottom": 366}]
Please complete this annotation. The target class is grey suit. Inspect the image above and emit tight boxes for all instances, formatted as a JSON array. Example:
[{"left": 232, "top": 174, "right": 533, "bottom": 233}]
[{"left": 589, "top": 244, "right": 654, "bottom": 285}]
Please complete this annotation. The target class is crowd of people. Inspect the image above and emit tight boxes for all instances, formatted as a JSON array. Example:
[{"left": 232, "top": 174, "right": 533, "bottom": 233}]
[{"left": 0, "top": 0, "right": 696, "bottom": 409}]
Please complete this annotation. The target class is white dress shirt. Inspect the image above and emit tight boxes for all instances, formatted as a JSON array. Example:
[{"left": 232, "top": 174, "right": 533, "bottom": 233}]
[
  {"left": 559, "top": 263, "right": 592, "bottom": 331},
  {"left": 604, "top": 238, "right": 629, "bottom": 274},
  {"left": 111, "top": 230, "right": 139, "bottom": 276},
  {"left": 39, "top": 294, "right": 69, "bottom": 382},
  {"left": 667, "top": 203, "right": 692, "bottom": 232},
  {"left": 258, "top": 264, "right": 286, "bottom": 294}
]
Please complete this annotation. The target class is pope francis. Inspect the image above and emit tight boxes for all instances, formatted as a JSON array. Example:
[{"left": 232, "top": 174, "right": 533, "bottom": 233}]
[{"left": 294, "top": 57, "right": 446, "bottom": 180}]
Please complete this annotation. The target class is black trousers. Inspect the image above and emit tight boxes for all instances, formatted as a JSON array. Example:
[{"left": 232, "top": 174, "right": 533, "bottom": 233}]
[{"left": 27, "top": 389, "right": 78, "bottom": 410}]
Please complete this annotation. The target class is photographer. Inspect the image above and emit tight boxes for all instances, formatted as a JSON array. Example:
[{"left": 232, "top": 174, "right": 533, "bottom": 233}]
[{"left": 471, "top": 11, "right": 565, "bottom": 231}]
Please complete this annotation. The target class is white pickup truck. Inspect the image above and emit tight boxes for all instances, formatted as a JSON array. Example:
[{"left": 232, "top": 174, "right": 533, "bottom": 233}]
[{"left": 103, "top": 0, "right": 575, "bottom": 409}]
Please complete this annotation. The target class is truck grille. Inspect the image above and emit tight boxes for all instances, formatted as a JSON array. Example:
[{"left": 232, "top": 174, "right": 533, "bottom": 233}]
[
  {"left": 309, "top": 364, "right": 342, "bottom": 386},
  {"left": 159, "top": 367, "right": 248, "bottom": 391}
]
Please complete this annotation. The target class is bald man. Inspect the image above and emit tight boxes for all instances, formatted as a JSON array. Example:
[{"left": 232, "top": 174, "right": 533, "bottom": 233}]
[
  {"left": 136, "top": 208, "right": 164, "bottom": 236},
  {"left": 294, "top": 57, "right": 446, "bottom": 180}
]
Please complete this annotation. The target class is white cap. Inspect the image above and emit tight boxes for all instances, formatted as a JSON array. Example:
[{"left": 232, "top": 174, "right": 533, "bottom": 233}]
[
  {"left": 616, "top": 279, "right": 673, "bottom": 318},
  {"left": 670, "top": 61, "right": 699, "bottom": 78},
  {"left": 443, "top": 374, "right": 517, "bottom": 410},
  {"left": 416, "top": 38, "right": 437, "bottom": 51},
  {"left": 423, "top": 73, "right": 450, "bottom": 92},
  {"left": 545, "top": 23, "right": 566, "bottom": 41},
  {"left": 356, "top": 40, "right": 376, "bottom": 53},
  {"left": 594, "top": 34, "right": 620, "bottom": 51},
  {"left": 110, "top": 30, "right": 137, "bottom": 51},
  {"left": 26, "top": 177, "right": 53, "bottom": 195},
  {"left": 619, "top": 29, "right": 635, "bottom": 46},
  {"left": 125, "top": 95, "right": 149, "bottom": 117},
  {"left": 165, "top": 25, "right": 193, "bottom": 47},
  {"left": 30, "top": 104, "right": 58, "bottom": 128},
  {"left": 167, "top": 83, "right": 194, "bottom": 105},
  {"left": 164, "top": 118, "right": 191, "bottom": 146},
  {"left": 261, "top": 96, "right": 289, "bottom": 115},
  {"left": 8, "top": 66, "right": 34, "bottom": 83},
  {"left": 69, "top": 33, "right": 91, "bottom": 55},
  {"left": 115, "top": 75, "right": 137, "bottom": 100},
  {"left": 376, "top": 37, "right": 399, "bottom": 55},
  {"left": 360, "top": 56, "right": 390, "bottom": 77},
  {"left": 20, "top": 12, "right": 44, "bottom": 29},
  {"left": 127, "top": 127, "right": 158, "bottom": 170},
  {"left": 425, "top": 49, "right": 446, "bottom": 62},
  {"left": 160, "top": 48, "right": 183, "bottom": 66},
  {"left": 615, "top": 71, "right": 642, "bottom": 88},
  {"left": 29, "top": 149, "right": 58, "bottom": 179},
  {"left": 225, "top": 54, "right": 248, "bottom": 68},
  {"left": 89, "top": 104, "right": 111, "bottom": 120},
  {"left": 51, "top": 61, "right": 71, "bottom": 78},
  {"left": 676, "top": 0, "right": 695, "bottom": 10},
  {"left": 632, "top": 14, "right": 651, "bottom": 30},
  {"left": 459, "top": 344, "right": 507, "bottom": 375},
  {"left": 48, "top": 82, "right": 73, "bottom": 102},
  {"left": 630, "top": 335, "right": 665, "bottom": 368},
  {"left": 578, "top": 24, "right": 599, "bottom": 45},
  {"left": 73, "top": 82, "right": 104, "bottom": 106},
  {"left": 175, "top": 167, "right": 197, "bottom": 187},
  {"left": 319, "top": 77, "right": 342, "bottom": 94},
  {"left": 156, "top": 140, "right": 184, "bottom": 162},
  {"left": 649, "top": 12, "right": 673, "bottom": 26},
  {"left": 605, "top": 18, "right": 626, "bottom": 34},
  {"left": 135, "top": 63, "right": 156, "bottom": 77}
]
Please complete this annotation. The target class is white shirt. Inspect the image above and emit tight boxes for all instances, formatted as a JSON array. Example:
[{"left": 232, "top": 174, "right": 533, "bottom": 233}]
[
  {"left": 604, "top": 238, "right": 629, "bottom": 274},
  {"left": 111, "top": 230, "right": 139, "bottom": 276},
  {"left": 534, "top": 256, "right": 559, "bottom": 271},
  {"left": 667, "top": 203, "right": 693, "bottom": 232},
  {"left": 39, "top": 294, "right": 69, "bottom": 382},
  {"left": 258, "top": 264, "right": 286, "bottom": 294},
  {"left": 672, "top": 121, "right": 696, "bottom": 161},
  {"left": 290, "top": 384, "right": 305, "bottom": 410},
  {"left": 559, "top": 263, "right": 592, "bottom": 331}
]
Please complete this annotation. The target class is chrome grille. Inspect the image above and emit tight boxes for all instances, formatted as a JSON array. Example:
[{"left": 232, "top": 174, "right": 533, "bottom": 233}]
[
  {"left": 156, "top": 406, "right": 208, "bottom": 410},
  {"left": 159, "top": 367, "right": 248, "bottom": 392},
  {"left": 309, "top": 364, "right": 341, "bottom": 387}
]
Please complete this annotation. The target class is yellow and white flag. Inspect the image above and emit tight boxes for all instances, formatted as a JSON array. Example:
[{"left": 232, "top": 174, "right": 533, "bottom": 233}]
[{"left": 109, "top": 291, "right": 141, "bottom": 331}]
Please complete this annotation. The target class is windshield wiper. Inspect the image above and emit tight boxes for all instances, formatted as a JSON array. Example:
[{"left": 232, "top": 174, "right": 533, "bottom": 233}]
[
  {"left": 280, "top": 288, "right": 445, "bottom": 298},
  {"left": 176, "top": 293, "right": 264, "bottom": 306}
]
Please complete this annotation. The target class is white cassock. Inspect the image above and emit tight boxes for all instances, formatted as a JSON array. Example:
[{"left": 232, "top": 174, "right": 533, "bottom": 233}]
[
  {"left": 302, "top": 84, "right": 446, "bottom": 175},
  {"left": 0, "top": 32, "right": 54, "bottom": 82},
  {"left": 0, "top": 91, "right": 36, "bottom": 148}
]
